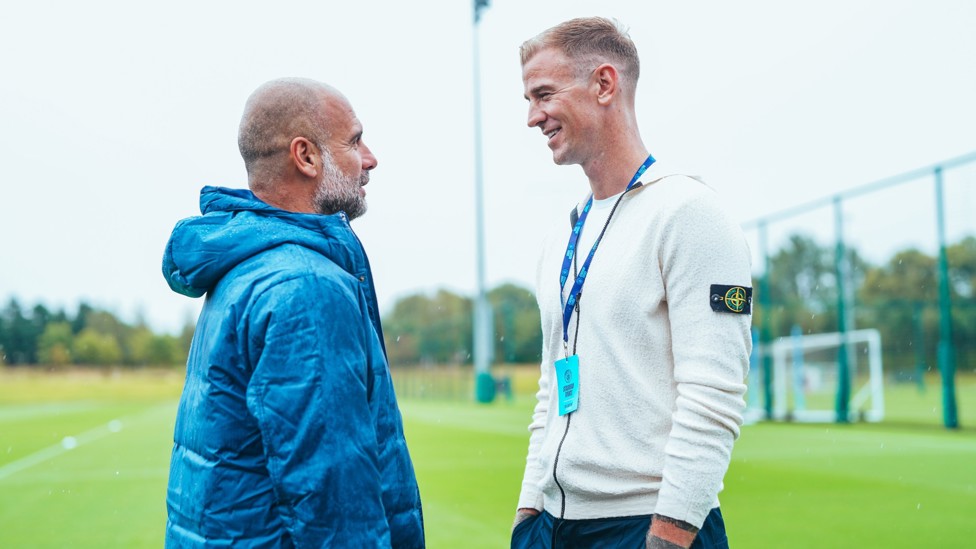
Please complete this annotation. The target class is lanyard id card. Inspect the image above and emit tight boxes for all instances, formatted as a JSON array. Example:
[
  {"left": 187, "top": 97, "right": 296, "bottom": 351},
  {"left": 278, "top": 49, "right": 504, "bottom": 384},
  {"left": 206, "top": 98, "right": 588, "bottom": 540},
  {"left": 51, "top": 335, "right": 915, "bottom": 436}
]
[
  {"left": 554, "top": 355, "right": 580, "bottom": 415},
  {"left": 553, "top": 155, "right": 654, "bottom": 418}
]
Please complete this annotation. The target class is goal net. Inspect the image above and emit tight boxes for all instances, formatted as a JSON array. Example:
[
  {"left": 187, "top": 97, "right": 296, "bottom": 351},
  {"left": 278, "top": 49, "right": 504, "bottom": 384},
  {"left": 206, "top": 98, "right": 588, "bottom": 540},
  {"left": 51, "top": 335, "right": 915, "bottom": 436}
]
[{"left": 770, "top": 328, "right": 884, "bottom": 423}]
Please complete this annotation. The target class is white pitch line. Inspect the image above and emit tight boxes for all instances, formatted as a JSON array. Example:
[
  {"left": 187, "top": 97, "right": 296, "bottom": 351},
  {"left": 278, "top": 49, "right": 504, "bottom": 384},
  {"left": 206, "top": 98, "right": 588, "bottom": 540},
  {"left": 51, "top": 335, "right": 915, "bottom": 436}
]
[
  {"left": 0, "top": 402, "right": 174, "bottom": 482},
  {"left": 0, "top": 420, "right": 122, "bottom": 481}
]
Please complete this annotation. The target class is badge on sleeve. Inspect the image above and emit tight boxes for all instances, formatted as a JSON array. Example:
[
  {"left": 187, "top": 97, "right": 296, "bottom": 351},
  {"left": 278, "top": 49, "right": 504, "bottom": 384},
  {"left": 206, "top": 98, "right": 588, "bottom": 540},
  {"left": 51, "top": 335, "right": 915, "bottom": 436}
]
[{"left": 710, "top": 284, "right": 752, "bottom": 314}]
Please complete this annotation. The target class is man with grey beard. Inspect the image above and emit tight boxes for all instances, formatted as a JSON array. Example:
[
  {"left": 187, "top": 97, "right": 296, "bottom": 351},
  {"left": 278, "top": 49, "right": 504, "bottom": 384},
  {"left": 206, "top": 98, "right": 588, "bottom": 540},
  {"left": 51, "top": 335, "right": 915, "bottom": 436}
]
[{"left": 161, "top": 78, "right": 425, "bottom": 548}]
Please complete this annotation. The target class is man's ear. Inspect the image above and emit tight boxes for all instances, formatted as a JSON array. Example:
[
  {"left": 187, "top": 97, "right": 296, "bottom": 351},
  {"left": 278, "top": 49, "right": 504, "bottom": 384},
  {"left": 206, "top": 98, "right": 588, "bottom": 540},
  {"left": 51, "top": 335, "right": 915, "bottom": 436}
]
[
  {"left": 594, "top": 63, "right": 619, "bottom": 106},
  {"left": 290, "top": 137, "right": 319, "bottom": 179}
]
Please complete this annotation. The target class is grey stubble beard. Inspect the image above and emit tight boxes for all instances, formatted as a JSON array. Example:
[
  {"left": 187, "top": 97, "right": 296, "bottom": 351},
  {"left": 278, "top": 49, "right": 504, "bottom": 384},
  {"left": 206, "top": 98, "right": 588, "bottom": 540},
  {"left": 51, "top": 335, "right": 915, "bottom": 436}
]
[{"left": 314, "top": 146, "right": 368, "bottom": 220}]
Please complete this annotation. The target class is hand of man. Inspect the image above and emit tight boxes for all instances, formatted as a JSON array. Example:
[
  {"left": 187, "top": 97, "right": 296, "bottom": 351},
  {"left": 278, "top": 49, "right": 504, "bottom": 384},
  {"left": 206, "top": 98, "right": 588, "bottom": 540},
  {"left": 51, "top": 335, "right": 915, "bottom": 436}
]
[
  {"left": 645, "top": 514, "right": 698, "bottom": 549},
  {"left": 512, "top": 507, "right": 541, "bottom": 531}
]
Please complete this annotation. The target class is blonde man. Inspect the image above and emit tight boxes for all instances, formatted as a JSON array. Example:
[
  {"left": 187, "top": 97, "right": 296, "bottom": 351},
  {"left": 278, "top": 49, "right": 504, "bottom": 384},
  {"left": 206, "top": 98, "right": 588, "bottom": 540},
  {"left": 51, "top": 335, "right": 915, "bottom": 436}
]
[{"left": 513, "top": 18, "right": 752, "bottom": 549}]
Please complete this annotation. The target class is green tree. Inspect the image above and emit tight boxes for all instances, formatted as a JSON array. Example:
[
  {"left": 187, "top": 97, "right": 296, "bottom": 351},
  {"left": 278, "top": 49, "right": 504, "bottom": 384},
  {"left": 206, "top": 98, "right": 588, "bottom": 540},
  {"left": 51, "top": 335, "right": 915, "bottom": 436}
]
[
  {"left": 860, "top": 249, "right": 937, "bottom": 302},
  {"left": 37, "top": 321, "right": 74, "bottom": 366},
  {"left": 73, "top": 328, "right": 123, "bottom": 366},
  {"left": 130, "top": 326, "right": 185, "bottom": 366},
  {"left": 85, "top": 310, "right": 133, "bottom": 360},
  {"left": 148, "top": 334, "right": 185, "bottom": 365},
  {"left": 384, "top": 289, "right": 473, "bottom": 365},
  {"left": 755, "top": 234, "right": 872, "bottom": 340},
  {"left": 858, "top": 248, "right": 938, "bottom": 373},
  {"left": 129, "top": 326, "right": 151, "bottom": 364},
  {"left": 1, "top": 298, "right": 36, "bottom": 364},
  {"left": 488, "top": 283, "right": 541, "bottom": 364},
  {"left": 0, "top": 298, "right": 195, "bottom": 368},
  {"left": 71, "top": 302, "right": 94, "bottom": 334},
  {"left": 759, "top": 234, "right": 838, "bottom": 337},
  {"left": 947, "top": 236, "right": 976, "bottom": 297},
  {"left": 383, "top": 283, "right": 543, "bottom": 366},
  {"left": 945, "top": 236, "right": 976, "bottom": 369}
]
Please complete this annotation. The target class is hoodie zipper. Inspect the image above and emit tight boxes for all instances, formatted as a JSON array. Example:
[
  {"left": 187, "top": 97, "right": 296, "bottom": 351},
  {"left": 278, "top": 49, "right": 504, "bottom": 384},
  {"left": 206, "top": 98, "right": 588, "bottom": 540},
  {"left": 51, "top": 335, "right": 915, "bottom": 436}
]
[
  {"left": 550, "top": 413, "right": 571, "bottom": 547},
  {"left": 551, "top": 298, "right": 581, "bottom": 522},
  {"left": 550, "top": 300, "right": 581, "bottom": 548},
  {"left": 550, "top": 184, "right": 638, "bottom": 526},
  {"left": 552, "top": 412, "right": 572, "bottom": 520}
]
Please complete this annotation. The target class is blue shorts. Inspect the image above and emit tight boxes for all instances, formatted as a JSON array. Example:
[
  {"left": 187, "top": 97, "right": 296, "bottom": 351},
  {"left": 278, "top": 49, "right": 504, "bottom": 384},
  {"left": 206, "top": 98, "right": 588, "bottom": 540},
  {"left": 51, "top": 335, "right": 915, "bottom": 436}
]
[{"left": 511, "top": 507, "right": 728, "bottom": 549}]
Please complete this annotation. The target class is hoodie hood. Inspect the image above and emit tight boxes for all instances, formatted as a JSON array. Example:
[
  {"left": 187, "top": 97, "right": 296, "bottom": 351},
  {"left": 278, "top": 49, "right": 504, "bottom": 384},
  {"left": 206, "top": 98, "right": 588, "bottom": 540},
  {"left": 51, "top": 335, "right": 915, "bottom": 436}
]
[{"left": 163, "top": 186, "right": 365, "bottom": 298}]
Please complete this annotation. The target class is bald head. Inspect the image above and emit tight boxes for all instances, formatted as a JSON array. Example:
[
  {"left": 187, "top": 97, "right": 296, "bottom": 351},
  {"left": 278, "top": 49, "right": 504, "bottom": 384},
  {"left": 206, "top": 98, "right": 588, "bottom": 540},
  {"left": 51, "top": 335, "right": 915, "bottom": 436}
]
[
  {"left": 238, "top": 78, "right": 340, "bottom": 188},
  {"left": 235, "top": 78, "right": 377, "bottom": 217}
]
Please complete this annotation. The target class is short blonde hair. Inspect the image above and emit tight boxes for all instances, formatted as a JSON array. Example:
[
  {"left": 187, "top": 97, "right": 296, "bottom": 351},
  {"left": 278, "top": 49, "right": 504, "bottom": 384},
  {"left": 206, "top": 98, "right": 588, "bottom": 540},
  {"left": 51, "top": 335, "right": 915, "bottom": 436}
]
[{"left": 520, "top": 17, "right": 640, "bottom": 90}]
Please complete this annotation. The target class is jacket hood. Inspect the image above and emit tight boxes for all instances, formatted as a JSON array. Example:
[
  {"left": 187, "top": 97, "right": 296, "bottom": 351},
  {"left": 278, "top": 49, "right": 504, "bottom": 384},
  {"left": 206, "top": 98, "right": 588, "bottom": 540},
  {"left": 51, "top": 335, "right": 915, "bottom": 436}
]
[{"left": 163, "top": 186, "right": 364, "bottom": 297}]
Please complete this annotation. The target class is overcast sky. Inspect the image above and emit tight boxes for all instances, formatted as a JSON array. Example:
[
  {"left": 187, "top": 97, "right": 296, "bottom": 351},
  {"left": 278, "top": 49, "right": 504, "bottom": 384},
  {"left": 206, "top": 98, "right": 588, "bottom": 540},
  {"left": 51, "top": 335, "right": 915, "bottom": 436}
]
[{"left": 2, "top": 1, "right": 974, "bottom": 333}]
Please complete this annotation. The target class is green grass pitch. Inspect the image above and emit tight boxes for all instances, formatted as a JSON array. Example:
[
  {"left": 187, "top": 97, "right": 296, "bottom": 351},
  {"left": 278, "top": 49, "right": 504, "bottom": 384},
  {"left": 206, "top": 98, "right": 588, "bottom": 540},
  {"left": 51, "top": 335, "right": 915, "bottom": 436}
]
[{"left": 1, "top": 368, "right": 974, "bottom": 547}]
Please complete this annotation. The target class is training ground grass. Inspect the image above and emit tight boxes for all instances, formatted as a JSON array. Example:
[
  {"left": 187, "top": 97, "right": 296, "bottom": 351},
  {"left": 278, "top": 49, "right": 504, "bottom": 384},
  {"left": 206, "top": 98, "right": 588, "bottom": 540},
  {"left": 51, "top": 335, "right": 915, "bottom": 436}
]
[{"left": 0, "top": 367, "right": 974, "bottom": 548}]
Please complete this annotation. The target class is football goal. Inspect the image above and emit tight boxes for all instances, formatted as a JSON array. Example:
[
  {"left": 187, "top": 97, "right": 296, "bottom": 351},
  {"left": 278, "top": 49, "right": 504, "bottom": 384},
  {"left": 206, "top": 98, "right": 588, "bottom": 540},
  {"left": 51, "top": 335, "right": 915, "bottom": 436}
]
[{"left": 770, "top": 328, "right": 884, "bottom": 423}]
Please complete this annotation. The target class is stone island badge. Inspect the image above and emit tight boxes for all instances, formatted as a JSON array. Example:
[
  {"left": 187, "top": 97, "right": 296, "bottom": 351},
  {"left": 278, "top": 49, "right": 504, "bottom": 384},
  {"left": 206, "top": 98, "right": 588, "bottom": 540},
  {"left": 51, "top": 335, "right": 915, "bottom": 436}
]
[{"left": 710, "top": 284, "right": 752, "bottom": 314}]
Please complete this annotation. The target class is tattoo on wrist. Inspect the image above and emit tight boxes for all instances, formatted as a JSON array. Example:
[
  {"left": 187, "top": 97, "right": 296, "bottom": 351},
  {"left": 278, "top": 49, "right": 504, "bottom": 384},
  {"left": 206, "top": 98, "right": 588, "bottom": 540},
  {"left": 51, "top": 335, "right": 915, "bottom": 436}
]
[
  {"left": 512, "top": 509, "right": 539, "bottom": 529},
  {"left": 646, "top": 536, "right": 686, "bottom": 549},
  {"left": 653, "top": 514, "right": 699, "bottom": 534}
]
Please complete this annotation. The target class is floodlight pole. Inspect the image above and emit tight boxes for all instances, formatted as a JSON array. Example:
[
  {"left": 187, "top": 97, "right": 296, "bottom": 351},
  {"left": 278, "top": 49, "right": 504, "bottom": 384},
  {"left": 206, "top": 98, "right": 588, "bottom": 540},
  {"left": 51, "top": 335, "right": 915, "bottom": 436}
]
[{"left": 472, "top": 0, "right": 494, "bottom": 403}]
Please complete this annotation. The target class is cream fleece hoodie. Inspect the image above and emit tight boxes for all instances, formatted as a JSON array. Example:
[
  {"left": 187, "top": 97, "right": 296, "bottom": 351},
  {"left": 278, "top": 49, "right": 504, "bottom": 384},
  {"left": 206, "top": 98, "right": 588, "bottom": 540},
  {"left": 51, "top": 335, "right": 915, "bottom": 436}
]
[{"left": 517, "top": 162, "right": 752, "bottom": 528}]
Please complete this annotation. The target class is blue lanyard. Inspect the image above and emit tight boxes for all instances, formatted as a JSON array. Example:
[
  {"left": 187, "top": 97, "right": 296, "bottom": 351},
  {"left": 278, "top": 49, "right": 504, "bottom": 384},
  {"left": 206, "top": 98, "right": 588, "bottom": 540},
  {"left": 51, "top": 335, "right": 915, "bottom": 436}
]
[{"left": 559, "top": 154, "right": 655, "bottom": 348}]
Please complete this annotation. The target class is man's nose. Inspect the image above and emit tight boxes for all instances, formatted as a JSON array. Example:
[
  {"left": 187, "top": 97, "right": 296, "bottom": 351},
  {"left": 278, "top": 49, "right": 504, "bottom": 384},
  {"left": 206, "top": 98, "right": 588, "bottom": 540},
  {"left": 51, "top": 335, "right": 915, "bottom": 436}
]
[
  {"left": 527, "top": 103, "right": 545, "bottom": 128},
  {"left": 361, "top": 141, "right": 378, "bottom": 170}
]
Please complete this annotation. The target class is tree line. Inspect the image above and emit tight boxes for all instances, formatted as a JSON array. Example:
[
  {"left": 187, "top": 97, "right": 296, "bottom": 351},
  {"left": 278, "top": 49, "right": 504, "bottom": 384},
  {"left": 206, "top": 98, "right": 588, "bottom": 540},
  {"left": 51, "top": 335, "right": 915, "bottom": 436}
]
[
  {"left": 3, "top": 234, "right": 973, "bottom": 372},
  {"left": 758, "top": 234, "right": 976, "bottom": 373},
  {"left": 0, "top": 301, "right": 192, "bottom": 367},
  {"left": 383, "top": 283, "right": 543, "bottom": 366},
  {"left": 383, "top": 235, "right": 976, "bottom": 373},
  {"left": 0, "top": 282, "right": 543, "bottom": 369}
]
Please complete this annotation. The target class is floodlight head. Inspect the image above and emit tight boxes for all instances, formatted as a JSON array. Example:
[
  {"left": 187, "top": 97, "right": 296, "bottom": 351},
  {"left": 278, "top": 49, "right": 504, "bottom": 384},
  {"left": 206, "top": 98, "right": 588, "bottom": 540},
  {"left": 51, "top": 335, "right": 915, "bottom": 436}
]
[{"left": 474, "top": 0, "right": 490, "bottom": 23}]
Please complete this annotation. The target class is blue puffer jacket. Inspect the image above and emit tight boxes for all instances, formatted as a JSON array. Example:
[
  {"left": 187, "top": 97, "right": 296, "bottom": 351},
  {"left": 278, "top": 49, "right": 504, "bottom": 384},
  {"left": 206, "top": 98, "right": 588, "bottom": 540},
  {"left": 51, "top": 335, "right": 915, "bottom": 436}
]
[{"left": 162, "top": 186, "right": 424, "bottom": 548}]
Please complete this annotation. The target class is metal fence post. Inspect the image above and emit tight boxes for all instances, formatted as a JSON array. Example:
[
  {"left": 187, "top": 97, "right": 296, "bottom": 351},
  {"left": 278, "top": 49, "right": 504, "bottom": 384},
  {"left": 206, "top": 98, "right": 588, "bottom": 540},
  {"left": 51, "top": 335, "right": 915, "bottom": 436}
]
[
  {"left": 834, "top": 197, "right": 850, "bottom": 422},
  {"left": 934, "top": 166, "right": 959, "bottom": 428},
  {"left": 758, "top": 222, "right": 774, "bottom": 419}
]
